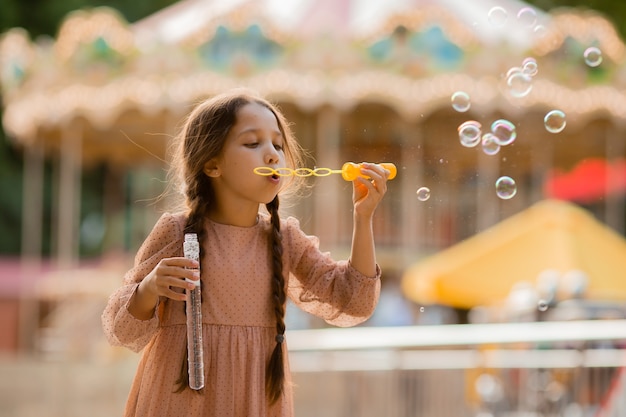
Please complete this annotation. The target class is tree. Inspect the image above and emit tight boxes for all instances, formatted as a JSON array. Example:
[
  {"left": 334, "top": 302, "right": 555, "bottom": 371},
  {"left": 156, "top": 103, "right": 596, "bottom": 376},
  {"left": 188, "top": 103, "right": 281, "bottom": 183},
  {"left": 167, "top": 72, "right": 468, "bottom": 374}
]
[{"left": 524, "top": 0, "right": 626, "bottom": 41}]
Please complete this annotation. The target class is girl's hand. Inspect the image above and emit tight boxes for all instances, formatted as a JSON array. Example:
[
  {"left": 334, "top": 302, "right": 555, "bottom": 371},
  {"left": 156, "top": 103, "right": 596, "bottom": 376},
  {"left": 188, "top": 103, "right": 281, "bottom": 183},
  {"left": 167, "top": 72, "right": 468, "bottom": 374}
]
[
  {"left": 139, "top": 257, "right": 200, "bottom": 302},
  {"left": 351, "top": 162, "right": 390, "bottom": 217},
  {"left": 129, "top": 256, "right": 199, "bottom": 320}
]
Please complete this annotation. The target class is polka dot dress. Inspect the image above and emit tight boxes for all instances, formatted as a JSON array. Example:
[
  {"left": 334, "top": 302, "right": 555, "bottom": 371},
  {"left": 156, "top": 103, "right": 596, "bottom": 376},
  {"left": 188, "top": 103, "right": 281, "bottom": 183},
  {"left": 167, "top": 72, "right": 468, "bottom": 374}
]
[{"left": 102, "top": 212, "right": 381, "bottom": 417}]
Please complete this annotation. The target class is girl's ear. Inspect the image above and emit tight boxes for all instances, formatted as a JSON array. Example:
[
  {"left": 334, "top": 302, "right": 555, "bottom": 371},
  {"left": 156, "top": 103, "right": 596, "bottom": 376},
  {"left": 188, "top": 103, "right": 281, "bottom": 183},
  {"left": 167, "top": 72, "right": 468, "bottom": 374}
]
[{"left": 203, "top": 160, "right": 220, "bottom": 177}]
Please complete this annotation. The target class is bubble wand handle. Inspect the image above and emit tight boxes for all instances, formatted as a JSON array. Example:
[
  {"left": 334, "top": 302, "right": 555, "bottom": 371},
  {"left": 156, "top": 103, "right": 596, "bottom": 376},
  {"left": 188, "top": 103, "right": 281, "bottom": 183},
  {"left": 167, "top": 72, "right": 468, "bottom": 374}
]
[
  {"left": 253, "top": 162, "right": 397, "bottom": 181},
  {"left": 340, "top": 162, "right": 397, "bottom": 181}
]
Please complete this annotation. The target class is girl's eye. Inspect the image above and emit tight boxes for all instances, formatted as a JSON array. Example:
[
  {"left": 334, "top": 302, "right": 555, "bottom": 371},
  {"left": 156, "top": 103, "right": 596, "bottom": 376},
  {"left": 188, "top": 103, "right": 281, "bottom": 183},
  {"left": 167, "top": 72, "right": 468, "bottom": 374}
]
[
  {"left": 245, "top": 143, "right": 259, "bottom": 148},
  {"left": 274, "top": 144, "right": 284, "bottom": 151}
]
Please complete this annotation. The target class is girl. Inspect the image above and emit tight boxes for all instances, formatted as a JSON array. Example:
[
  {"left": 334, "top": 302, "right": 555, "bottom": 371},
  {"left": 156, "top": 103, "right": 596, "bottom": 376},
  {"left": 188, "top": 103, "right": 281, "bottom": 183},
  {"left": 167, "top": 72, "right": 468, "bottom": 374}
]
[{"left": 102, "top": 88, "right": 390, "bottom": 416}]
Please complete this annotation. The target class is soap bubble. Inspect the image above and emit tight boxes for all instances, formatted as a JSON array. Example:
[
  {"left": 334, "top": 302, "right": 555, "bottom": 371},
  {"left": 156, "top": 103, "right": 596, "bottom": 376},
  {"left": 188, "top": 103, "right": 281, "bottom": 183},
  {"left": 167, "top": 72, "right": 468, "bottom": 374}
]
[
  {"left": 416, "top": 187, "right": 431, "bottom": 201},
  {"left": 517, "top": 7, "right": 537, "bottom": 27},
  {"left": 481, "top": 133, "right": 501, "bottom": 156},
  {"left": 544, "top": 110, "right": 566, "bottom": 133},
  {"left": 488, "top": 6, "right": 508, "bottom": 27},
  {"left": 533, "top": 25, "right": 547, "bottom": 38},
  {"left": 495, "top": 176, "right": 517, "bottom": 199},
  {"left": 583, "top": 47, "right": 603, "bottom": 67},
  {"left": 522, "top": 57, "right": 538, "bottom": 77},
  {"left": 506, "top": 66, "right": 523, "bottom": 79},
  {"left": 451, "top": 91, "right": 471, "bottom": 112},
  {"left": 507, "top": 70, "right": 533, "bottom": 98},
  {"left": 458, "top": 120, "right": 482, "bottom": 148},
  {"left": 491, "top": 119, "right": 517, "bottom": 146}
]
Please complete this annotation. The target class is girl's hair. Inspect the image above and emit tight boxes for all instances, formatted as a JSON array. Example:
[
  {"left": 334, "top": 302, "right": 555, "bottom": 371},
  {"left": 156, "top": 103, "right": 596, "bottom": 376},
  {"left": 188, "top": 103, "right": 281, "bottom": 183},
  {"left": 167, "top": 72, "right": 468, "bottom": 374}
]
[{"left": 169, "top": 88, "right": 305, "bottom": 403}]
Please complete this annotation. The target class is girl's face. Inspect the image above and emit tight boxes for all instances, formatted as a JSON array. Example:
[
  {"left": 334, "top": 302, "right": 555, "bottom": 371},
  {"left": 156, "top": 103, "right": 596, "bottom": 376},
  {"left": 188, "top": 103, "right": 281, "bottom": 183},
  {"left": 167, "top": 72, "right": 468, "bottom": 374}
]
[{"left": 206, "top": 102, "right": 286, "bottom": 210}]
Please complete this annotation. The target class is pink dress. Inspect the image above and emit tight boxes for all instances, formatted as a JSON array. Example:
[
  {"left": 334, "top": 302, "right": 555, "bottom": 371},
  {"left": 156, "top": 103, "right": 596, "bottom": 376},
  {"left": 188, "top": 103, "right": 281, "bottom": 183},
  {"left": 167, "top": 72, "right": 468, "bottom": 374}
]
[{"left": 102, "top": 212, "right": 381, "bottom": 417}]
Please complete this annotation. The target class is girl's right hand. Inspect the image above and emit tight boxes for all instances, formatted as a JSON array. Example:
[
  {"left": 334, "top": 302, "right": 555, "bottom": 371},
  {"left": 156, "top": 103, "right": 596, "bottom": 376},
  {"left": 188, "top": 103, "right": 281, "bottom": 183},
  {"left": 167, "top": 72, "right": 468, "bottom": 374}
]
[
  {"left": 140, "top": 257, "right": 200, "bottom": 302},
  {"left": 129, "top": 257, "right": 200, "bottom": 320}
]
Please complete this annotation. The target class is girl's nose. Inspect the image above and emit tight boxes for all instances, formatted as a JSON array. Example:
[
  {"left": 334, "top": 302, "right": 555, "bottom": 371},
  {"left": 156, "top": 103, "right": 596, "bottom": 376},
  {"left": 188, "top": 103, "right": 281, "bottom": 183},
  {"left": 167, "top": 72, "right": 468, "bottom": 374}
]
[{"left": 265, "top": 147, "right": 280, "bottom": 165}]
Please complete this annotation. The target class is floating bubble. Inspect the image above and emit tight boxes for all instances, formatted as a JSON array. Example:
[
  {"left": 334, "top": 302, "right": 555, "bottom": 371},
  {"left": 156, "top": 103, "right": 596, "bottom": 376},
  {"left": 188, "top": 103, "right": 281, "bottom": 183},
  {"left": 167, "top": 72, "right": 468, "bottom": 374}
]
[
  {"left": 506, "top": 66, "right": 523, "bottom": 79},
  {"left": 451, "top": 91, "right": 471, "bottom": 112},
  {"left": 583, "top": 46, "right": 603, "bottom": 67},
  {"left": 517, "top": 7, "right": 537, "bottom": 27},
  {"left": 488, "top": 6, "right": 508, "bottom": 27},
  {"left": 537, "top": 299, "right": 549, "bottom": 312},
  {"left": 533, "top": 25, "right": 547, "bottom": 38},
  {"left": 544, "top": 110, "right": 566, "bottom": 133},
  {"left": 495, "top": 176, "right": 517, "bottom": 199},
  {"left": 416, "top": 187, "right": 431, "bottom": 201},
  {"left": 458, "top": 120, "right": 482, "bottom": 148},
  {"left": 507, "top": 70, "right": 533, "bottom": 98},
  {"left": 491, "top": 119, "right": 517, "bottom": 146},
  {"left": 522, "top": 57, "right": 538, "bottom": 77},
  {"left": 481, "top": 133, "right": 500, "bottom": 156}
]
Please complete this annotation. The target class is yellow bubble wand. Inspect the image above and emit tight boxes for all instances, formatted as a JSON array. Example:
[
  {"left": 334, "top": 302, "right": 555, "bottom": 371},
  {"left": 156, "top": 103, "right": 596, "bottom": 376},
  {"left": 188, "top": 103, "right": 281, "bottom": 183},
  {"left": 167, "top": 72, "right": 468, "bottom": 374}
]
[{"left": 254, "top": 162, "right": 397, "bottom": 181}]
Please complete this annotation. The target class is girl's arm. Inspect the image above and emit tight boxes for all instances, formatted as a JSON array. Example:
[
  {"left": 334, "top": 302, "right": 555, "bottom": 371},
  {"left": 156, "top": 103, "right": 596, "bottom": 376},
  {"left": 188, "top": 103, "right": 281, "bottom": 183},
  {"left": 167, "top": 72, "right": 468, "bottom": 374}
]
[
  {"left": 282, "top": 163, "right": 389, "bottom": 327},
  {"left": 348, "top": 163, "right": 390, "bottom": 277},
  {"left": 102, "top": 213, "right": 197, "bottom": 351}
]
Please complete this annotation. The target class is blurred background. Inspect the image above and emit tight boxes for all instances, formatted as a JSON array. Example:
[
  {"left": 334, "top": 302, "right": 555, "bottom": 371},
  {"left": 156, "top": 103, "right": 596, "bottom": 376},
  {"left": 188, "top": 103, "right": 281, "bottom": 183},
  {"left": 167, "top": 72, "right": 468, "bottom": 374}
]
[{"left": 2, "top": 0, "right": 626, "bottom": 416}]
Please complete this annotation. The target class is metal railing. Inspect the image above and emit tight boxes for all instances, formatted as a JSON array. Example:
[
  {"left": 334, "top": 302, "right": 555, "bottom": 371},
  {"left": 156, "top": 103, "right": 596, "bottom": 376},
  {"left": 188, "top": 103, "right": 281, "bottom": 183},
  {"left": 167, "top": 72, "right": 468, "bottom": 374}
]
[{"left": 287, "top": 320, "right": 626, "bottom": 417}]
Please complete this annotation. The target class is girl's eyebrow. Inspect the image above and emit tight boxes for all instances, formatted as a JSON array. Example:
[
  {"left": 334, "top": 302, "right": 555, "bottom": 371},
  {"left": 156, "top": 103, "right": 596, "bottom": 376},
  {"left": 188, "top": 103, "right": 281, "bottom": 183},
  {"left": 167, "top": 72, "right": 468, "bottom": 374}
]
[{"left": 236, "top": 127, "right": 283, "bottom": 139}]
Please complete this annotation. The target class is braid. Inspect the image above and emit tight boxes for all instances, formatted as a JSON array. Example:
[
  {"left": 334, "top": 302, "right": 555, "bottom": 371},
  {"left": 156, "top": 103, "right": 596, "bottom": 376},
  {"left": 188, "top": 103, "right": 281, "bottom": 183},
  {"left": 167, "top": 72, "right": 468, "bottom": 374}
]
[
  {"left": 174, "top": 175, "right": 211, "bottom": 393},
  {"left": 265, "top": 196, "right": 286, "bottom": 404}
]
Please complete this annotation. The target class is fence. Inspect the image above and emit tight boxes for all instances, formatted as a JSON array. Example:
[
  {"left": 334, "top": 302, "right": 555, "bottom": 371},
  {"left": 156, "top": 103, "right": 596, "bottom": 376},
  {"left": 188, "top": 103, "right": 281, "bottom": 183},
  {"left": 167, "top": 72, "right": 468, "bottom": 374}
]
[
  {"left": 287, "top": 320, "right": 626, "bottom": 417},
  {"left": 1, "top": 320, "right": 626, "bottom": 417}
]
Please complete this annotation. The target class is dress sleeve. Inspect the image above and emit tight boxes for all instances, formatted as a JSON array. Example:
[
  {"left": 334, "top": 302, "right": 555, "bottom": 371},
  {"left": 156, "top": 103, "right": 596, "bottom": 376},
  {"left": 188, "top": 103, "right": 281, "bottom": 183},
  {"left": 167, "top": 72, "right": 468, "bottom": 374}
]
[
  {"left": 101, "top": 212, "right": 184, "bottom": 352},
  {"left": 283, "top": 216, "right": 381, "bottom": 327}
]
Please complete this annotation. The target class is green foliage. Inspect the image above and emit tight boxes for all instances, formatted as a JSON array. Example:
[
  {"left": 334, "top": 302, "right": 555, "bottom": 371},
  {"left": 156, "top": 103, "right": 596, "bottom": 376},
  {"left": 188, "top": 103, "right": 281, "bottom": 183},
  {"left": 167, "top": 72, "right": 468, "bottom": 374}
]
[
  {"left": 0, "top": 0, "right": 178, "bottom": 37},
  {"left": 0, "top": 133, "right": 23, "bottom": 254},
  {"left": 524, "top": 0, "right": 626, "bottom": 42}
]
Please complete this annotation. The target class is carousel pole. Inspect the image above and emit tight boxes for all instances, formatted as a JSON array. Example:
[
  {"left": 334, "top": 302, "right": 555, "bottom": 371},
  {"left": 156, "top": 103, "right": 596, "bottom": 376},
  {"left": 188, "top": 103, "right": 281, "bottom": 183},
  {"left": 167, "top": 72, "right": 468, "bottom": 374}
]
[
  {"left": 57, "top": 122, "right": 82, "bottom": 269},
  {"left": 476, "top": 135, "right": 500, "bottom": 230},
  {"left": 399, "top": 120, "right": 424, "bottom": 254},
  {"left": 21, "top": 140, "right": 44, "bottom": 266},
  {"left": 314, "top": 106, "right": 342, "bottom": 245},
  {"left": 19, "top": 139, "right": 44, "bottom": 353}
]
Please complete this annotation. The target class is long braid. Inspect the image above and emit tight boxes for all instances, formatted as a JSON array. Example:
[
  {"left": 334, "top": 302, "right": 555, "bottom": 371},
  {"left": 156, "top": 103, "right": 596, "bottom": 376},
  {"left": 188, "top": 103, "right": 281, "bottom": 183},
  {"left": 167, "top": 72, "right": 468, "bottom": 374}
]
[
  {"left": 174, "top": 174, "right": 211, "bottom": 393},
  {"left": 265, "top": 196, "right": 286, "bottom": 404}
]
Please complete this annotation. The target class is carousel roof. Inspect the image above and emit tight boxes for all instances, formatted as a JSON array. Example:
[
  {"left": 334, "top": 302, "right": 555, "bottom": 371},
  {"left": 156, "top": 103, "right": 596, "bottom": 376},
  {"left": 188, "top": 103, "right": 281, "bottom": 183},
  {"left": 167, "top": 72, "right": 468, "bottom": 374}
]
[
  {"left": 1, "top": 0, "right": 625, "bottom": 165},
  {"left": 132, "top": 0, "right": 548, "bottom": 48}
]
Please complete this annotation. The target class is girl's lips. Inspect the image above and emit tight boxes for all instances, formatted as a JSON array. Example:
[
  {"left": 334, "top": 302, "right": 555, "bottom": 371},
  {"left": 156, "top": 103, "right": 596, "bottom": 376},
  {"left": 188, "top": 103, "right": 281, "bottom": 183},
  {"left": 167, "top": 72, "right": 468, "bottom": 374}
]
[{"left": 268, "top": 174, "right": 280, "bottom": 185}]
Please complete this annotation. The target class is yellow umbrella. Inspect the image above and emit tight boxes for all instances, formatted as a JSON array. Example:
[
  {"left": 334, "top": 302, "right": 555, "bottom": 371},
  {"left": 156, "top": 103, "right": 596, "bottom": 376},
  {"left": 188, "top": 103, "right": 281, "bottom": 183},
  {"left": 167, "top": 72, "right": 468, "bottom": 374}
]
[{"left": 402, "top": 199, "right": 626, "bottom": 309}]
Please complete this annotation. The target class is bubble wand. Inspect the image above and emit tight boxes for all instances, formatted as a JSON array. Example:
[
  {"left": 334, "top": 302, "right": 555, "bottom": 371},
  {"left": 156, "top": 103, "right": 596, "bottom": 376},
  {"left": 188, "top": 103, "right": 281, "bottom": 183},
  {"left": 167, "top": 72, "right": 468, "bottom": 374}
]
[{"left": 254, "top": 162, "right": 397, "bottom": 181}]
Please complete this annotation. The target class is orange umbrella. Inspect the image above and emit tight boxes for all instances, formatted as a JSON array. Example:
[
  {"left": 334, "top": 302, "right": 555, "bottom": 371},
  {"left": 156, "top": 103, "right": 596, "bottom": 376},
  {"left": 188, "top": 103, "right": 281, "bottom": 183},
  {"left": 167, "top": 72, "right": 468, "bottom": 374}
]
[{"left": 402, "top": 199, "right": 626, "bottom": 309}]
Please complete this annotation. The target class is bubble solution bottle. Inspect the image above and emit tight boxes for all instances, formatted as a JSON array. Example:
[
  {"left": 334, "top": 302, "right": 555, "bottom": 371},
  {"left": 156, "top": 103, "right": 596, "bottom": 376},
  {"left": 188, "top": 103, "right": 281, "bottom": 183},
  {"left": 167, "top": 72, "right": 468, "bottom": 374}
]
[{"left": 183, "top": 233, "right": 204, "bottom": 390}]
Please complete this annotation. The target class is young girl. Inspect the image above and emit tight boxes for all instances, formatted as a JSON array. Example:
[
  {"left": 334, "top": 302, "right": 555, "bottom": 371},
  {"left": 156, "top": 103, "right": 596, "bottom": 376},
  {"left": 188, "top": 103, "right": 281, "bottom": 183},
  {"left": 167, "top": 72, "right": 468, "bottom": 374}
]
[{"left": 102, "top": 88, "right": 390, "bottom": 416}]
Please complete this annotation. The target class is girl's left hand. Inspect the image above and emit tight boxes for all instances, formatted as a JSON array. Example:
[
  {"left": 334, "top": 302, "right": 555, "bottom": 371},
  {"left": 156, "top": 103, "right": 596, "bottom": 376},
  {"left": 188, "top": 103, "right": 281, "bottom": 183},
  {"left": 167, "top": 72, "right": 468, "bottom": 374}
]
[{"left": 351, "top": 163, "right": 390, "bottom": 217}]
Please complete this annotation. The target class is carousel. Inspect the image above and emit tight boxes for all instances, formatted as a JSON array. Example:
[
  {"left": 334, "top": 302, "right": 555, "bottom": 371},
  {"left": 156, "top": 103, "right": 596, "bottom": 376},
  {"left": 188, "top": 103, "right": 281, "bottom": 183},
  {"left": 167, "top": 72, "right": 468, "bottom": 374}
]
[{"left": 2, "top": 0, "right": 626, "bottom": 309}]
